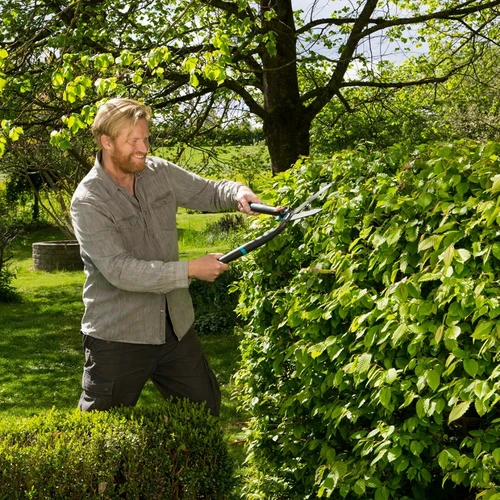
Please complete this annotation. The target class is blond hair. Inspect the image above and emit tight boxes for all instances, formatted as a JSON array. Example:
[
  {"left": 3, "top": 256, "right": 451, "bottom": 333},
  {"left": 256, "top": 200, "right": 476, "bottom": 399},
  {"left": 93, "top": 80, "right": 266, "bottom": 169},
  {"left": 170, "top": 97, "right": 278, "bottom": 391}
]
[{"left": 91, "top": 98, "right": 152, "bottom": 148}]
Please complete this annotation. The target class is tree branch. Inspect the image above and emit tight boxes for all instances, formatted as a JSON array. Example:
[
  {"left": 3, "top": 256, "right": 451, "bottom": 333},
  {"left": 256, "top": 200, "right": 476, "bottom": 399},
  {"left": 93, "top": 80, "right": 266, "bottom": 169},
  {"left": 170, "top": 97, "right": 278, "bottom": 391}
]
[
  {"left": 199, "top": 0, "right": 256, "bottom": 21},
  {"left": 361, "top": 0, "right": 500, "bottom": 39},
  {"left": 297, "top": 0, "right": 500, "bottom": 39},
  {"left": 302, "top": 0, "right": 379, "bottom": 122}
]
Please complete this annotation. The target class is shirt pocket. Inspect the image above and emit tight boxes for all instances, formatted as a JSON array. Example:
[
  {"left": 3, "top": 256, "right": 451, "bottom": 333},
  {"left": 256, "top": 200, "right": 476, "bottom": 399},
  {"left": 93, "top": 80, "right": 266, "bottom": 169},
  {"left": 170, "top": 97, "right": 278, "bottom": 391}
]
[
  {"left": 151, "top": 192, "right": 176, "bottom": 230},
  {"left": 115, "top": 214, "right": 145, "bottom": 251}
]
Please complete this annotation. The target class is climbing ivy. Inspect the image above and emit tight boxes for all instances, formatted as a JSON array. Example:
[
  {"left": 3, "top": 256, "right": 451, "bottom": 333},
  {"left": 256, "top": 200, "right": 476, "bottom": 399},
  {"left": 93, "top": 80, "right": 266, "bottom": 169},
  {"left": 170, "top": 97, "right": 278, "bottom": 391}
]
[{"left": 235, "top": 140, "right": 500, "bottom": 499}]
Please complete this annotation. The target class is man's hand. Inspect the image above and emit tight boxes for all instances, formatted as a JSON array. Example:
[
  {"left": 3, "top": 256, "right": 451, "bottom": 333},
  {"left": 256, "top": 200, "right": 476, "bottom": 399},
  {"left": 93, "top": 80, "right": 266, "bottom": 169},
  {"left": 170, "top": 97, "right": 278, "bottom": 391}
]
[
  {"left": 236, "top": 185, "right": 262, "bottom": 215},
  {"left": 188, "top": 253, "right": 229, "bottom": 282}
]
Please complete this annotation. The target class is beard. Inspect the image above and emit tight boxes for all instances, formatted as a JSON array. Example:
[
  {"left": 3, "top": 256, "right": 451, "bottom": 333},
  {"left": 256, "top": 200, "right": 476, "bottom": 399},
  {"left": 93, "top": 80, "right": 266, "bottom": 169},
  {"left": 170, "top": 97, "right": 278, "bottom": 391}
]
[{"left": 110, "top": 150, "right": 147, "bottom": 174}]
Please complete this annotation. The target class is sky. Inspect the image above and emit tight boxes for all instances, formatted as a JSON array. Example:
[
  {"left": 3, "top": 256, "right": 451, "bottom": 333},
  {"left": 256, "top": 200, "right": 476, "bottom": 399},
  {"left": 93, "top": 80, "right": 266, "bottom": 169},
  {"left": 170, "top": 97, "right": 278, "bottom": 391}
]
[{"left": 291, "top": 0, "right": 428, "bottom": 64}]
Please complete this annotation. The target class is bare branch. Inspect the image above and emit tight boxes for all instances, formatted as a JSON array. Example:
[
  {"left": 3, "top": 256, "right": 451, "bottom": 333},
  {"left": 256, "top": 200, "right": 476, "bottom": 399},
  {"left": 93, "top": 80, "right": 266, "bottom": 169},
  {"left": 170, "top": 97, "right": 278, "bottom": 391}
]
[
  {"left": 298, "top": 0, "right": 500, "bottom": 37},
  {"left": 361, "top": 0, "right": 500, "bottom": 38}
]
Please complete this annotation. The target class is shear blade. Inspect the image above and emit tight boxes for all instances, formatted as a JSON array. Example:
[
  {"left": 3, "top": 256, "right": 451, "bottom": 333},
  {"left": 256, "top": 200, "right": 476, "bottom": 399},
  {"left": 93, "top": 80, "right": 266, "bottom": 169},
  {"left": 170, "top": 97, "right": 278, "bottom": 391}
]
[{"left": 290, "top": 208, "right": 322, "bottom": 221}]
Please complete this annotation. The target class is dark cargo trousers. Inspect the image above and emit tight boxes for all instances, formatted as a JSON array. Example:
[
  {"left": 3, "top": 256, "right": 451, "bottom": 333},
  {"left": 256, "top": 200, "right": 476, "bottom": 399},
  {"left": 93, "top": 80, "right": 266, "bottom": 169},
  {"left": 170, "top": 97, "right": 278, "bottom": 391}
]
[{"left": 78, "top": 320, "right": 221, "bottom": 416}]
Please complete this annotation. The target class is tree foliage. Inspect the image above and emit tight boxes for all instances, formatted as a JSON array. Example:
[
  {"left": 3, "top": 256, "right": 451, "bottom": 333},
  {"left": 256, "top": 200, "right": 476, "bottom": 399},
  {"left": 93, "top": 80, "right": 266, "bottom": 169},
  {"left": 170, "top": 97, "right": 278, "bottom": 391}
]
[
  {"left": 1, "top": 0, "right": 500, "bottom": 173},
  {"left": 0, "top": 189, "right": 29, "bottom": 301},
  {"left": 235, "top": 140, "right": 500, "bottom": 498},
  {"left": 311, "top": 44, "right": 500, "bottom": 154},
  {"left": 1, "top": 128, "right": 92, "bottom": 238}
]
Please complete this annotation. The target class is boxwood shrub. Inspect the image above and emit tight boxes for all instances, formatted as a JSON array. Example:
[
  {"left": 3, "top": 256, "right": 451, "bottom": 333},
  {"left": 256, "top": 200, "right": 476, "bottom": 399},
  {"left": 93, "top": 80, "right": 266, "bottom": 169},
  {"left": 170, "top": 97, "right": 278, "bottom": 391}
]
[
  {"left": 235, "top": 140, "right": 500, "bottom": 499},
  {"left": 0, "top": 399, "right": 235, "bottom": 499}
]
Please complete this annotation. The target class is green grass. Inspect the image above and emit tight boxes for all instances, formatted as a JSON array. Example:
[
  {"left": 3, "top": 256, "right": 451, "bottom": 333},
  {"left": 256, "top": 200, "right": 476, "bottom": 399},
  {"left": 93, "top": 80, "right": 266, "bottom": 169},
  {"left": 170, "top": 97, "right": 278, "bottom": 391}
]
[
  {"left": 0, "top": 215, "right": 248, "bottom": 469},
  {"left": 177, "top": 210, "right": 234, "bottom": 258},
  {"left": 153, "top": 144, "right": 275, "bottom": 195}
]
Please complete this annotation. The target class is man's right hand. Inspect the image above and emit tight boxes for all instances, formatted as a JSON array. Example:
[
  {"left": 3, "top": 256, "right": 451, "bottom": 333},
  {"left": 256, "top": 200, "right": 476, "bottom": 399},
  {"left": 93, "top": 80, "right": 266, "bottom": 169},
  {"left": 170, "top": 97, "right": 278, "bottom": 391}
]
[{"left": 188, "top": 254, "right": 229, "bottom": 282}]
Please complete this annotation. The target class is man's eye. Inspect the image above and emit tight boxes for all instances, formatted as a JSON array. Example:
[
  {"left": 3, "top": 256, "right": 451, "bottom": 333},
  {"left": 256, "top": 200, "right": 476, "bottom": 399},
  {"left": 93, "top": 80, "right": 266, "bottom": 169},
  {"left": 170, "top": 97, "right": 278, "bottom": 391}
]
[{"left": 128, "top": 138, "right": 149, "bottom": 145}]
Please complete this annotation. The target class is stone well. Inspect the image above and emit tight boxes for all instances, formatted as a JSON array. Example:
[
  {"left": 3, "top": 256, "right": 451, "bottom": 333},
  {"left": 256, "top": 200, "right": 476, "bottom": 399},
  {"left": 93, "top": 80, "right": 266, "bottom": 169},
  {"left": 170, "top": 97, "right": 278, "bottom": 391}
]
[{"left": 32, "top": 241, "right": 83, "bottom": 271}]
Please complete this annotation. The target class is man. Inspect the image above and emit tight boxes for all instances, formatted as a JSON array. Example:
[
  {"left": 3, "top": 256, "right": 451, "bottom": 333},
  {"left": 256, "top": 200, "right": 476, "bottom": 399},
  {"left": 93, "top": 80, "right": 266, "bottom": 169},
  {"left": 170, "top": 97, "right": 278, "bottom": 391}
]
[{"left": 70, "top": 97, "right": 262, "bottom": 416}]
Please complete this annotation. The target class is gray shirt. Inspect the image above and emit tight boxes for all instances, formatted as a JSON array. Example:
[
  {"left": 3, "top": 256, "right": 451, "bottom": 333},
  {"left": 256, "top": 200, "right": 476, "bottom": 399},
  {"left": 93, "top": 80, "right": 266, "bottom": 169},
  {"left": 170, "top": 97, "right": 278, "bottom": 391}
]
[{"left": 70, "top": 152, "right": 242, "bottom": 344}]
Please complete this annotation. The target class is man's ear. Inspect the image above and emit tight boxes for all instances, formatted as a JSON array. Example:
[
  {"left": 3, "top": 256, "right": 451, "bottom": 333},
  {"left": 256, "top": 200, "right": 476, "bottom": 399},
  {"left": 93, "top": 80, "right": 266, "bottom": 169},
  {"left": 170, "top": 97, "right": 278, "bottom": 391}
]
[{"left": 100, "top": 135, "right": 113, "bottom": 150}]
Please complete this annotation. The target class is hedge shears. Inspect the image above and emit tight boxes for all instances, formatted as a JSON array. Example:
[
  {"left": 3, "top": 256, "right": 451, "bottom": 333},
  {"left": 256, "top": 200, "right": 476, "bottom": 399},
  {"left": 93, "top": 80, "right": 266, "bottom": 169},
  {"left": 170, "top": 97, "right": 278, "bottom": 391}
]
[{"left": 219, "top": 182, "right": 333, "bottom": 263}]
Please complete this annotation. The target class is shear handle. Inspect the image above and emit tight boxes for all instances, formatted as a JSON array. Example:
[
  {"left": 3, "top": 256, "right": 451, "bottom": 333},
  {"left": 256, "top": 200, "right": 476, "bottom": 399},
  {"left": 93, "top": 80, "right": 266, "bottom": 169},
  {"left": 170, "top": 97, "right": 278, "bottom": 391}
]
[
  {"left": 249, "top": 203, "right": 283, "bottom": 216},
  {"left": 218, "top": 220, "right": 287, "bottom": 263}
]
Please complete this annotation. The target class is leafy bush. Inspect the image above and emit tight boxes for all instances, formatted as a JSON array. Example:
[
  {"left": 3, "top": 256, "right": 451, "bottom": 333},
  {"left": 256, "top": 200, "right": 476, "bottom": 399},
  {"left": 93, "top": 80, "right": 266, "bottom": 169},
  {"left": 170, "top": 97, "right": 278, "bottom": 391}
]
[
  {"left": 191, "top": 264, "right": 242, "bottom": 335},
  {"left": 0, "top": 399, "right": 235, "bottom": 499},
  {"left": 0, "top": 264, "right": 18, "bottom": 302},
  {"left": 205, "top": 213, "right": 246, "bottom": 234},
  {"left": 203, "top": 213, "right": 246, "bottom": 245},
  {"left": 189, "top": 214, "right": 246, "bottom": 335},
  {"left": 235, "top": 141, "right": 500, "bottom": 499}
]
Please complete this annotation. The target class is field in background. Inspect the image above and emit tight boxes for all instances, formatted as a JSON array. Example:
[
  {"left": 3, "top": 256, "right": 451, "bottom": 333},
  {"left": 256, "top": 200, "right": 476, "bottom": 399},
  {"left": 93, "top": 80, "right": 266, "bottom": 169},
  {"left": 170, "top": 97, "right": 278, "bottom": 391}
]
[{"left": 153, "top": 144, "right": 274, "bottom": 196}]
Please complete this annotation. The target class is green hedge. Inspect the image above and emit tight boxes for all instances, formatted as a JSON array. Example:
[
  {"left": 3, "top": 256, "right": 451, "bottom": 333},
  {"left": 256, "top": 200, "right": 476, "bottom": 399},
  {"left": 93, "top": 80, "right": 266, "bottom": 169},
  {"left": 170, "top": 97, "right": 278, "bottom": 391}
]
[
  {"left": 189, "top": 213, "right": 245, "bottom": 336},
  {"left": 0, "top": 399, "right": 235, "bottom": 499},
  {"left": 191, "top": 264, "right": 242, "bottom": 335},
  {"left": 235, "top": 141, "right": 500, "bottom": 499}
]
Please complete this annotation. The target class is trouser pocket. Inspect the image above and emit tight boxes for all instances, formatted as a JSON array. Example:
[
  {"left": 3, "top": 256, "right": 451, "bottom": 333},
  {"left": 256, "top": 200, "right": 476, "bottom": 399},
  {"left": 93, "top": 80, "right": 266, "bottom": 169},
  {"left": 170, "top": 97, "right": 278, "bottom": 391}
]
[
  {"left": 79, "top": 336, "right": 154, "bottom": 411},
  {"left": 78, "top": 369, "right": 114, "bottom": 411}
]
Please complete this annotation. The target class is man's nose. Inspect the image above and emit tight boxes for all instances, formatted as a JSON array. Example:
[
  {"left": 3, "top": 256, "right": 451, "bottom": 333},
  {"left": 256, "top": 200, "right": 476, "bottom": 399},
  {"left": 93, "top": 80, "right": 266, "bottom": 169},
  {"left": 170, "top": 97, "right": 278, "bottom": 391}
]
[{"left": 136, "top": 139, "right": 149, "bottom": 152}]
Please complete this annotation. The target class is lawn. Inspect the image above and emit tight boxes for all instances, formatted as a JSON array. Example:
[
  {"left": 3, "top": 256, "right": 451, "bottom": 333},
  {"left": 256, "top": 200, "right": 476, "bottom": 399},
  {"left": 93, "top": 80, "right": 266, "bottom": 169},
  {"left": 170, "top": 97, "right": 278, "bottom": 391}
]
[{"left": 0, "top": 215, "right": 248, "bottom": 467}]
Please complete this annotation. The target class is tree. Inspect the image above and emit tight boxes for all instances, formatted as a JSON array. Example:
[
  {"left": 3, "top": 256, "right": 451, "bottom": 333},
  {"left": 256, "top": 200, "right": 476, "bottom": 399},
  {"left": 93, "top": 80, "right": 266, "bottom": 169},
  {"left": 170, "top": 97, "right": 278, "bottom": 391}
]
[
  {"left": 0, "top": 190, "right": 28, "bottom": 301},
  {"left": 309, "top": 68, "right": 440, "bottom": 154},
  {"left": 1, "top": 0, "right": 500, "bottom": 174},
  {"left": 1, "top": 127, "right": 93, "bottom": 238},
  {"left": 432, "top": 45, "right": 500, "bottom": 143}
]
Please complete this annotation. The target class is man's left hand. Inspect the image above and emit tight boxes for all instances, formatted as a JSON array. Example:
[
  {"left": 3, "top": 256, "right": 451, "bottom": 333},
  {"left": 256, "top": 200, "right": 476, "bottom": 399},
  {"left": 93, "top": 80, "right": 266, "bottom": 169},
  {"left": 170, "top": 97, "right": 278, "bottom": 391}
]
[{"left": 236, "top": 186, "right": 262, "bottom": 215}]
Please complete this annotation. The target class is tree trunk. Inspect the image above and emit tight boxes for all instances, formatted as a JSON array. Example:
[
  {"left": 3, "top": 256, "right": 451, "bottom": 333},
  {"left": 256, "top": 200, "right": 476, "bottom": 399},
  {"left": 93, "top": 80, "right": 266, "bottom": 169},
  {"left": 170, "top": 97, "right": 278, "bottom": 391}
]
[
  {"left": 263, "top": 105, "right": 311, "bottom": 176},
  {"left": 32, "top": 189, "right": 40, "bottom": 222},
  {"left": 261, "top": 0, "right": 311, "bottom": 175}
]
